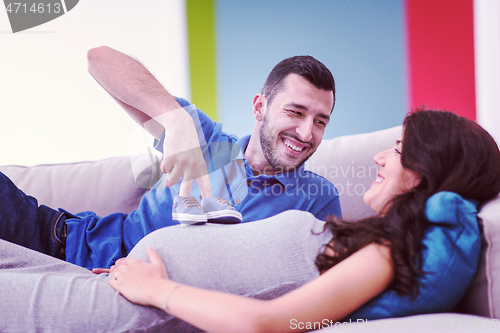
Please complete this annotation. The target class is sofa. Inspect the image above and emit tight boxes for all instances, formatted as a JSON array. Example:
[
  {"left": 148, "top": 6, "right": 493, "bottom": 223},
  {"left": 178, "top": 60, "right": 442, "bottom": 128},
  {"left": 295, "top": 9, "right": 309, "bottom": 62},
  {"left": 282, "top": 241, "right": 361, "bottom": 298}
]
[{"left": 1, "top": 125, "right": 499, "bottom": 332}]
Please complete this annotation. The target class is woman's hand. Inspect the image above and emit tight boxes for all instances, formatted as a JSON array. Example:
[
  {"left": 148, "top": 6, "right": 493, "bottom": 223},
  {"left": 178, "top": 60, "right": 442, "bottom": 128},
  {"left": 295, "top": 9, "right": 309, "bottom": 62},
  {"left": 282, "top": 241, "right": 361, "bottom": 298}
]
[{"left": 107, "top": 246, "right": 171, "bottom": 308}]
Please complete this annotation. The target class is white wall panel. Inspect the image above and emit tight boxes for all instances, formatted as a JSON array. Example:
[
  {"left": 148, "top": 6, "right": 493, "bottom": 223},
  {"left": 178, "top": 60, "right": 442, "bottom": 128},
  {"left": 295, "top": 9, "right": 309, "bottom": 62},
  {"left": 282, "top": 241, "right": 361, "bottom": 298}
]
[
  {"left": 474, "top": 0, "right": 500, "bottom": 144},
  {"left": 0, "top": 0, "right": 188, "bottom": 165}
]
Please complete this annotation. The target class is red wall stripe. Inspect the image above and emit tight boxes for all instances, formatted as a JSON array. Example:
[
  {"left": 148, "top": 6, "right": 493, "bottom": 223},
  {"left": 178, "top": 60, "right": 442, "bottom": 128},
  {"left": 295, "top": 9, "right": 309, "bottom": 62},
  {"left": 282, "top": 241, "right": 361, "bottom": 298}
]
[{"left": 406, "top": 0, "right": 476, "bottom": 120}]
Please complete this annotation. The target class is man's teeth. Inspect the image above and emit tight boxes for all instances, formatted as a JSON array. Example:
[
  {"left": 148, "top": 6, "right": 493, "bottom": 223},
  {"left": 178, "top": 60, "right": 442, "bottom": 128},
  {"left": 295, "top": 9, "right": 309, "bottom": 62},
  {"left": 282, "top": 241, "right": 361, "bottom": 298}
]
[
  {"left": 375, "top": 176, "right": 384, "bottom": 182},
  {"left": 284, "top": 139, "right": 303, "bottom": 152}
]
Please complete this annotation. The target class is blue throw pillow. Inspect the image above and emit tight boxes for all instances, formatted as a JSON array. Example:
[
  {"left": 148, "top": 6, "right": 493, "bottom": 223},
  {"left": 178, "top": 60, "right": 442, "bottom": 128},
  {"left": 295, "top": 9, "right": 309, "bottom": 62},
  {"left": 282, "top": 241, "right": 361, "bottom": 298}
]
[{"left": 344, "top": 191, "right": 481, "bottom": 320}]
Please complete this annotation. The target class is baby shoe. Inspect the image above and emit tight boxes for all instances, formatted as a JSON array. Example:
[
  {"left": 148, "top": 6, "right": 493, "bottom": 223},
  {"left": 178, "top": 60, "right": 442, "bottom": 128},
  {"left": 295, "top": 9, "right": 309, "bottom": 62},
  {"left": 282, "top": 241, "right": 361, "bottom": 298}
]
[
  {"left": 201, "top": 197, "right": 242, "bottom": 224},
  {"left": 172, "top": 196, "right": 207, "bottom": 226}
]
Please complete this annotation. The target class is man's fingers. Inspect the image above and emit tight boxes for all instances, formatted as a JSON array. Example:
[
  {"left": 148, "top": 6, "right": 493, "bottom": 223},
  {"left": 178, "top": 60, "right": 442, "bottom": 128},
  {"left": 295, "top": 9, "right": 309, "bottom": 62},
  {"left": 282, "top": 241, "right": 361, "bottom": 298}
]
[
  {"left": 165, "top": 168, "right": 181, "bottom": 188},
  {"left": 161, "top": 147, "right": 209, "bottom": 186},
  {"left": 161, "top": 157, "right": 173, "bottom": 176}
]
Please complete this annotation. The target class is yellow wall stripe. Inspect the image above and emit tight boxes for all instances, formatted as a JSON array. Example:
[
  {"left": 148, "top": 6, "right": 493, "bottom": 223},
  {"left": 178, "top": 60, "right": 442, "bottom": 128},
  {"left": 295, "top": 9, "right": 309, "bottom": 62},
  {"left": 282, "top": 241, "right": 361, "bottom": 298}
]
[{"left": 186, "top": 0, "right": 217, "bottom": 120}]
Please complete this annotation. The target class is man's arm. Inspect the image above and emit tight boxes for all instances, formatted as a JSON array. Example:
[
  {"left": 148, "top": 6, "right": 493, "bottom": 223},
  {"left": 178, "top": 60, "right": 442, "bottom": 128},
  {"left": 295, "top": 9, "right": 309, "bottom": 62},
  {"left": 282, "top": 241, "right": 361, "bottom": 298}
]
[
  {"left": 87, "top": 46, "right": 207, "bottom": 186},
  {"left": 87, "top": 46, "right": 184, "bottom": 140}
]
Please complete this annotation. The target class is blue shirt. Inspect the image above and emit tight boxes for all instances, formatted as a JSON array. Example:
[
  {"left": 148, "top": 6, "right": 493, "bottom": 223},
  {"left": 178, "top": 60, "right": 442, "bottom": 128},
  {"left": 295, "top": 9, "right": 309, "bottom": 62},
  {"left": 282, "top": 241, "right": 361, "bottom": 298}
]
[{"left": 65, "top": 98, "right": 341, "bottom": 269}]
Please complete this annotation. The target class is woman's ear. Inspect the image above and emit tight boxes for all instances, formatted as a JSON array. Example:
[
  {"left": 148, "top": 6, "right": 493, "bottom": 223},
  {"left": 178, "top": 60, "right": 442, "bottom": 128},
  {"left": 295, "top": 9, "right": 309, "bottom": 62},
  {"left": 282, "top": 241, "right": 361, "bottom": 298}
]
[
  {"left": 252, "top": 94, "right": 265, "bottom": 121},
  {"left": 413, "top": 175, "right": 423, "bottom": 188}
]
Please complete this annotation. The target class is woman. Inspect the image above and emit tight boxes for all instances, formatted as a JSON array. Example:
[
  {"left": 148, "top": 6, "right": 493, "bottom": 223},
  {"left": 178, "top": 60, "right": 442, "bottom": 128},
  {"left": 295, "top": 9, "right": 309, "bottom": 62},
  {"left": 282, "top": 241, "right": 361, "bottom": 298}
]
[{"left": 1, "top": 109, "right": 499, "bottom": 333}]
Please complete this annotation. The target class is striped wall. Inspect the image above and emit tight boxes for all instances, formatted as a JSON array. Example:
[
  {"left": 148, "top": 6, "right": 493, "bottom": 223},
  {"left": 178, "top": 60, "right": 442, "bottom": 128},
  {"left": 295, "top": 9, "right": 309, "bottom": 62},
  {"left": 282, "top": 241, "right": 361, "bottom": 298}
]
[
  {"left": 405, "top": 0, "right": 499, "bottom": 143},
  {"left": 187, "top": 0, "right": 499, "bottom": 142},
  {"left": 2, "top": 0, "right": 497, "bottom": 165},
  {"left": 198, "top": 0, "right": 406, "bottom": 139}
]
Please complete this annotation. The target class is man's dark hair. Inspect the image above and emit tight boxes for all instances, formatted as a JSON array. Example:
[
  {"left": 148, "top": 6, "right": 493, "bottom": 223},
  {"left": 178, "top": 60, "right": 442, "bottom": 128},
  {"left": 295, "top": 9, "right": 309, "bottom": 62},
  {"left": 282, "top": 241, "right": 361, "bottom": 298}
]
[{"left": 261, "top": 56, "right": 336, "bottom": 111}]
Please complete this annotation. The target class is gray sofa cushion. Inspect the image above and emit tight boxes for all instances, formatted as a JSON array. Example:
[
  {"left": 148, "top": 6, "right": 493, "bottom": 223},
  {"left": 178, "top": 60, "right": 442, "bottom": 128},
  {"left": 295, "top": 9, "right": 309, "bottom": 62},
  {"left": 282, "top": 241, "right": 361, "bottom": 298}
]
[
  {"left": 318, "top": 313, "right": 497, "bottom": 332},
  {"left": 458, "top": 195, "right": 500, "bottom": 319},
  {"left": 480, "top": 196, "right": 500, "bottom": 318},
  {"left": 305, "top": 125, "right": 402, "bottom": 221},
  {"left": 0, "top": 154, "right": 160, "bottom": 216},
  {"left": 2, "top": 125, "right": 498, "bottom": 323}
]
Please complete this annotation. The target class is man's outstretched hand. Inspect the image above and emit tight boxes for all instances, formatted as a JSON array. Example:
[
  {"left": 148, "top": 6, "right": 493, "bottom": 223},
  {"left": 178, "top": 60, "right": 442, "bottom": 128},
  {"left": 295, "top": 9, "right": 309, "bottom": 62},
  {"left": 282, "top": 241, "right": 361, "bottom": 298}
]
[{"left": 155, "top": 109, "right": 208, "bottom": 187}]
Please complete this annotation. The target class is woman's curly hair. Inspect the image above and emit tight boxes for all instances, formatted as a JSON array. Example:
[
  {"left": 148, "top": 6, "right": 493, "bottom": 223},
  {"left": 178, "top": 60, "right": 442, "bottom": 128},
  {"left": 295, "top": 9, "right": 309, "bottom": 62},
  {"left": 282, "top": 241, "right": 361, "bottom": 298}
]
[{"left": 315, "top": 108, "right": 500, "bottom": 298}]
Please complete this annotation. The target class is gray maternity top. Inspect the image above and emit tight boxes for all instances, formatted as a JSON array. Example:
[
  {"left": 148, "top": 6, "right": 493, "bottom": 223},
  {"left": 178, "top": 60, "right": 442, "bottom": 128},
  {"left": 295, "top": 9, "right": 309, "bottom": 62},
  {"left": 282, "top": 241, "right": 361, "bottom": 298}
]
[{"left": 0, "top": 210, "right": 331, "bottom": 333}]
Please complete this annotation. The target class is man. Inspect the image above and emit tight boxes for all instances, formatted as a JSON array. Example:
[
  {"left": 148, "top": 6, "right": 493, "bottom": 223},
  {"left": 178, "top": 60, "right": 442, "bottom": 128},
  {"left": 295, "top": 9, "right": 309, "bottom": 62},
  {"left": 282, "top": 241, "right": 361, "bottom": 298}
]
[{"left": 0, "top": 46, "right": 340, "bottom": 269}]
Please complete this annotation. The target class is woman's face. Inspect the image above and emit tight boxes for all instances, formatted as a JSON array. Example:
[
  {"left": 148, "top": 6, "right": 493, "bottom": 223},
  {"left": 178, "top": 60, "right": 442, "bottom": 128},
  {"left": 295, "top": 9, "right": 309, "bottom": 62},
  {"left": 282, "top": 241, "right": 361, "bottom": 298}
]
[{"left": 363, "top": 137, "right": 421, "bottom": 213}]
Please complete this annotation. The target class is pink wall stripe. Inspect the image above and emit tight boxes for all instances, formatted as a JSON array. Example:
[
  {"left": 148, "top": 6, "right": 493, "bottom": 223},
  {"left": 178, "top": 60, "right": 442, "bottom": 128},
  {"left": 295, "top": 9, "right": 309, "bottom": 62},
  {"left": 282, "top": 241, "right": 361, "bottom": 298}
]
[{"left": 406, "top": 0, "right": 476, "bottom": 120}]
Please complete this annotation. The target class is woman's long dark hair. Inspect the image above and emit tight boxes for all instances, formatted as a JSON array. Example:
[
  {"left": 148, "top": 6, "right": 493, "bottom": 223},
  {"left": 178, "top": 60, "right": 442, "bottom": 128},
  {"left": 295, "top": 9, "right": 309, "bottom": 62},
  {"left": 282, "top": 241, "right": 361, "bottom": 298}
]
[{"left": 316, "top": 109, "right": 500, "bottom": 298}]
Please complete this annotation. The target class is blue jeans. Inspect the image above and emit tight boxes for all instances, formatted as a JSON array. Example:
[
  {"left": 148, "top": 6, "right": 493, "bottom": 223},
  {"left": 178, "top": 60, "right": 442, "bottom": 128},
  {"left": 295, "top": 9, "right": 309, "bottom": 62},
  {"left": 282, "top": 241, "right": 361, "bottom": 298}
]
[{"left": 0, "top": 171, "right": 67, "bottom": 260}]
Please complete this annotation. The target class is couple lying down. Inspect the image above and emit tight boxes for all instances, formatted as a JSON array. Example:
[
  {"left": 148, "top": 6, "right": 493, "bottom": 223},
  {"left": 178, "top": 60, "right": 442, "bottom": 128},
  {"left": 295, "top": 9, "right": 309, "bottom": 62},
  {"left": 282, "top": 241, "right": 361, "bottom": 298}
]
[{"left": 1, "top": 109, "right": 500, "bottom": 333}]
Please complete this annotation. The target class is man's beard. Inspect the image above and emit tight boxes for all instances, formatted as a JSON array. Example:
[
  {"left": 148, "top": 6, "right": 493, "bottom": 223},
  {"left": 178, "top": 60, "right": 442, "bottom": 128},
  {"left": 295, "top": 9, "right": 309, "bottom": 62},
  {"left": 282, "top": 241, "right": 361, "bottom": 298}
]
[{"left": 259, "top": 112, "right": 314, "bottom": 174}]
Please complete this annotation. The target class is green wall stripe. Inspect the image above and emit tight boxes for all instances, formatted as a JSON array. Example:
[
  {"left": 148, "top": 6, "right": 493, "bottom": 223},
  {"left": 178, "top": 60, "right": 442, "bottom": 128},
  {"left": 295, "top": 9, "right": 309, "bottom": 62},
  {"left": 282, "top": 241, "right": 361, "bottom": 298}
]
[{"left": 186, "top": 0, "right": 217, "bottom": 120}]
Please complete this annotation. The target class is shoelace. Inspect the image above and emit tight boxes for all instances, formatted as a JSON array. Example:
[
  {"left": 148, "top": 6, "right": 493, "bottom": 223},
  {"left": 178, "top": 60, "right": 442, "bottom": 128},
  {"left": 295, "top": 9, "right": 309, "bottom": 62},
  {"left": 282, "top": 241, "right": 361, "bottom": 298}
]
[
  {"left": 182, "top": 196, "right": 202, "bottom": 208},
  {"left": 215, "top": 197, "right": 234, "bottom": 208}
]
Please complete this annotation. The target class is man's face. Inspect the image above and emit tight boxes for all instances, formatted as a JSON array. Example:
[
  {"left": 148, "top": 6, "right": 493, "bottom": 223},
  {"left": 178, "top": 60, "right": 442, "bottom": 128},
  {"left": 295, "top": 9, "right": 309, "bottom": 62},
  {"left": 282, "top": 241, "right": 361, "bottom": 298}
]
[{"left": 257, "top": 73, "right": 334, "bottom": 174}]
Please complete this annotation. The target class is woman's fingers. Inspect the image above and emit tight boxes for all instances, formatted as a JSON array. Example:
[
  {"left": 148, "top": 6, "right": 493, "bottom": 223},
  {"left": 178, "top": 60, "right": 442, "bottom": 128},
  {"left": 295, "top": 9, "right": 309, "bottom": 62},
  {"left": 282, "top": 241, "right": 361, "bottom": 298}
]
[
  {"left": 146, "top": 246, "right": 163, "bottom": 266},
  {"left": 115, "top": 258, "right": 127, "bottom": 266}
]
